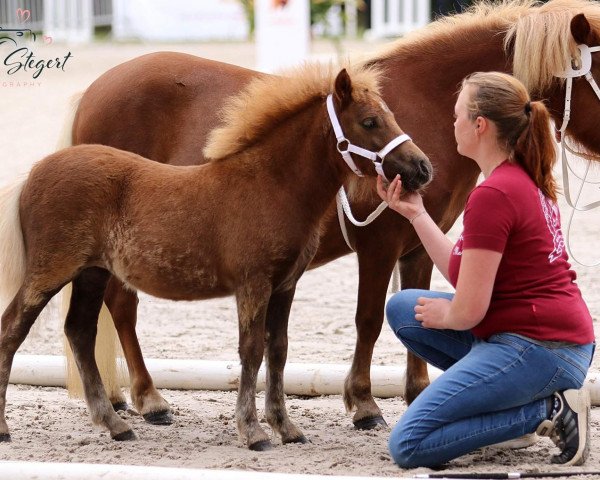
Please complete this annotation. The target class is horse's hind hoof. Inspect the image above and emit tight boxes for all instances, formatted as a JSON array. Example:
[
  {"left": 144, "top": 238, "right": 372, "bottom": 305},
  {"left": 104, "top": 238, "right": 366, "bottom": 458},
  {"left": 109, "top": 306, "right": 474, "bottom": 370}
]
[
  {"left": 143, "top": 410, "right": 174, "bottom": 425},
  {"left": 112, "top": 429, "right": 137, "bottom": 441},
  {"left": 0, "top": 433, "right": 11, "bottom": 442},
  {"left": 112, "top": 401, "right": 129, "bottom": 412},
  {"left": 353, "top": 415, "right": 388, "bottom": 430},
  {"left": 284, "top": 435, "right": 309, "bottom": 445},
  {"left": 249, "top": 440, "right": 272, "bottom": 451}
]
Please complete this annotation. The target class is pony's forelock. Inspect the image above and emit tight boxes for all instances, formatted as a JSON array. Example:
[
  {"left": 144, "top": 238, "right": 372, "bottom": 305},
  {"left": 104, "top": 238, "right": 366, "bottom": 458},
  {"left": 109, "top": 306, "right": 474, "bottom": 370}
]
[{"left": 203, "top": 62, "right": 383, "bottom": 161}]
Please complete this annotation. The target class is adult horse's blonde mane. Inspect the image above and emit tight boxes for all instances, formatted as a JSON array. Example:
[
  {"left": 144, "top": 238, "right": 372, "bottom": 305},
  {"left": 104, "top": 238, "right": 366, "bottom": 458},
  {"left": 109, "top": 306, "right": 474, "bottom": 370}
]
[
  {"left": 204, "top": 63, "right": 382, "bottom": 161},
  {"left": 372, "top": 0, "right": 600, "bottom": 94}
]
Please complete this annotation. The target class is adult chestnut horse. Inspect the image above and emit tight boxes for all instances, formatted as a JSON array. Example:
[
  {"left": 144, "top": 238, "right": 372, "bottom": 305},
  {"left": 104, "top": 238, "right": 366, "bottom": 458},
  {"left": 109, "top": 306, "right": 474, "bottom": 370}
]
[
  {"left": 67, "top": 0, "right": 600, "bottom": 429},
  {"left": 0, "top": 66, "right": 430, "bottom": 447}
]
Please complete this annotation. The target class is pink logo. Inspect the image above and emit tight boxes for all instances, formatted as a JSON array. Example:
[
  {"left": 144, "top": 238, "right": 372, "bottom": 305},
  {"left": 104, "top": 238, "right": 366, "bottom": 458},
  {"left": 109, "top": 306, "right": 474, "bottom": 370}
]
[{"left": 16, "top": 8, "right": 31, "bottom": 23}]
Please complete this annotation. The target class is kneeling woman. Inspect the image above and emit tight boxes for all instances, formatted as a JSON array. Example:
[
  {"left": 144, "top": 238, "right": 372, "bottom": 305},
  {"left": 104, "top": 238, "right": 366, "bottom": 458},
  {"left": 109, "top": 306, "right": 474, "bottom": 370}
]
[{"left": 378, "top": 72, "right": 595, "bottom": 468}]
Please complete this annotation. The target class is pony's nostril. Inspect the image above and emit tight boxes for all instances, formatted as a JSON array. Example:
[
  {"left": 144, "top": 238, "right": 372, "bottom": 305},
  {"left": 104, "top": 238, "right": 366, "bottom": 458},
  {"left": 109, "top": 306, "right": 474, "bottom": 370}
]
[{"left": 418, "top": 159, "right": 431, "bottom": 177}]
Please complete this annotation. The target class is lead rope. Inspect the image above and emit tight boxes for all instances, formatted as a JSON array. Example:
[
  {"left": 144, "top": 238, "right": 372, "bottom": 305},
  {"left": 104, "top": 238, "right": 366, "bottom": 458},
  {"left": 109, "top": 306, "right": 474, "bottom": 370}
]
[
  {"left": 555, "top": 44, "right": 600, "bottom": 266},
  {"left": 335, "top": 188, "right": 401, "bottom": 291}
]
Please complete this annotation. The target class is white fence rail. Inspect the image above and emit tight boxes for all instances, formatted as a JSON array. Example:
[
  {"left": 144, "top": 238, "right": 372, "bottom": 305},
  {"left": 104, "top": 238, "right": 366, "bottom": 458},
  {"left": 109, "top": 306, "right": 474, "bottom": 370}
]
[
  {"left": 369, "top": 0, "right": 430, "bottom": 38},
  {"left": 0, "top": 0, "right": 111, "bottom": 42}
]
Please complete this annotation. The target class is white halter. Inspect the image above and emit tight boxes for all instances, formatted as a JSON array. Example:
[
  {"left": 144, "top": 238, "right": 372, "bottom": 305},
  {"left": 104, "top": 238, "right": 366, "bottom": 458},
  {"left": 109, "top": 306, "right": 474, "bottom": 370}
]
[
  {"left": 326, "top": 93, "right": 410, "bottom": 289},
  {"left": 555, "top": 43, "right": 600, "bottom": 266},
  {"left": 326, "top": 94, "right": 411, "bottom": 178},
  {"left": 555, "top": 44, "right": 600, "bottom": 211}
]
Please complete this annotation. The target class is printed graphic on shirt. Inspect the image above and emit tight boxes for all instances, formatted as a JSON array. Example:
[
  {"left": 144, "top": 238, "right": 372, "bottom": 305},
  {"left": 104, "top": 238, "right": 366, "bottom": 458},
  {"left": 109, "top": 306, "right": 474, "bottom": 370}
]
[
  {"left": 538, "top": 189, "right": 565, "bottom": 263},
  {"left": 453, "top": 234, "right": 463, "bottom": 256}
]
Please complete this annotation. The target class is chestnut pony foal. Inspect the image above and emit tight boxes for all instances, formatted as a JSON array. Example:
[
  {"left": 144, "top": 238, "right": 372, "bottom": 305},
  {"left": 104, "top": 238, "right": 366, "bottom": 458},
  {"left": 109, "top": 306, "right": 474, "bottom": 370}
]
[{"left": 0, "top": 66, "right": 430, "bottom": 449}]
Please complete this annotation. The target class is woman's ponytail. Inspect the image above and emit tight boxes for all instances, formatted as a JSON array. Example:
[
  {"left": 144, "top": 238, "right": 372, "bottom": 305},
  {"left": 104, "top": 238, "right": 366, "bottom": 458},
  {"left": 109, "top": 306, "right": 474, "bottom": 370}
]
[{"left": 514, "top": 100, "right": 557, "bottom": 201}]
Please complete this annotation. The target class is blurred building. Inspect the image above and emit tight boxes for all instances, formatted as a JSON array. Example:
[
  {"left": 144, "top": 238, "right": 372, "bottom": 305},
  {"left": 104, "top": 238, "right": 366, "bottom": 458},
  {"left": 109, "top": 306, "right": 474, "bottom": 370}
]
[{"left": 0, "top": 0, "right": 470, "bottom": 43}]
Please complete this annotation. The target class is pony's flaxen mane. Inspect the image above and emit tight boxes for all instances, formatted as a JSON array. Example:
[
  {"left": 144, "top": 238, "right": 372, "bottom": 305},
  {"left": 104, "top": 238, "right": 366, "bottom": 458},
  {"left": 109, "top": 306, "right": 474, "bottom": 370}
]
[
  {"left": 508, "top": 0, "right": 600, "bottom": 94},
  {"left": 370, "top": 0, "right": 600, "bottom": 95},
  {"left": 203, "top": 63, "right": 382, "bottom": 161},
  {"left": 370, "top": 1, "right": 536, "bottom": 63}
]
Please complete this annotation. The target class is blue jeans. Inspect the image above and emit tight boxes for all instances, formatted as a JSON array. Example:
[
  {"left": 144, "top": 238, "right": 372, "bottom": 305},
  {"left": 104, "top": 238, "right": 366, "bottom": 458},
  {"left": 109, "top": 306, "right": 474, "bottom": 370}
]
[{"left": 387, "top": 289, "right": 595, "bottom": 469}]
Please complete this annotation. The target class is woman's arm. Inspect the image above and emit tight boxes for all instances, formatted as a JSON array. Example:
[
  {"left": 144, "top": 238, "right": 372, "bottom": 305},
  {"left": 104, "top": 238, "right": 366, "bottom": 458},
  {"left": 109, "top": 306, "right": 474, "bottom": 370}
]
[
  {"left": 415, "top": 248, "right": 502, "bottom": 330},
  {"left": 377, "top": 175, "right": 454, "bottom": 280}
]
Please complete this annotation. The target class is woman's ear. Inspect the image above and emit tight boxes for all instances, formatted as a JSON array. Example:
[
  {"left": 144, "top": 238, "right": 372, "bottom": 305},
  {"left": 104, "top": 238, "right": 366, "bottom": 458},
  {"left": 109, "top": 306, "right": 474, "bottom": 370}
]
[{"left": 475, "top": 116, "right": 488, "bottom": 134}]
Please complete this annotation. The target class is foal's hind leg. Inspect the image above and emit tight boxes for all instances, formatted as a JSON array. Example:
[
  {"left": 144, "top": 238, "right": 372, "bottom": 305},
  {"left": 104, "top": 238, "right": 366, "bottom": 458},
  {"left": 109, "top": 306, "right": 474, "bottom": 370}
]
[
  {"left": 399, "top": 246, "right": 434, "bottom": 404},
  {"left": 264, "top": 287, "right": 306, "bottom": 445},
  {"left": 235, "top": 282, "right": 273, "bottom": 451},
  {"left": 65, "top": 268, "right": 135, "bottom": 441},
  {"left": 0, "top": 286, "right": 55, "bottom": 441},
  {"left": 104, "top": 278, "right": 172, "bottom": 424}
]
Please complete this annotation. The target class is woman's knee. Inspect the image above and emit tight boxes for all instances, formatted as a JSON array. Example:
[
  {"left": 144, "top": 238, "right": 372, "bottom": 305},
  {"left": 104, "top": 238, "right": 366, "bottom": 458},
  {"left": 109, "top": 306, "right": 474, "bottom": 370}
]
[
  {"left": 386, "top": 289, "right": 422, "bottom": 332},
  {"left": 388, "top": 422, "right": 421, "bottom": 469}
]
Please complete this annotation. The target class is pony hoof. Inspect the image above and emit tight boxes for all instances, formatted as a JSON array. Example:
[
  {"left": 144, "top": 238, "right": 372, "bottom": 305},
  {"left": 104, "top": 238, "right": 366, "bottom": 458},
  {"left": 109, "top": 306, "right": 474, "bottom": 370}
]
[
  {"left": 0, "top": 433, "right": 11, "bottom": 442},
  {"left": 143, "top": 410, "right": 174, "bottom": 425},
  {"left": 249, "top": 440, "right": 273, "bottom": 451},
  {"left": 284, "top": 435, "right": 309, "bottom": 445},
  {"left": 353, "top": 415, "right": 388, "bottom": 430},
  {"left": 112, "top": 429, "right": 137, "bottom": 441},
  {"left": 112, "top": 401, "right": 129, "bottom": 412}
]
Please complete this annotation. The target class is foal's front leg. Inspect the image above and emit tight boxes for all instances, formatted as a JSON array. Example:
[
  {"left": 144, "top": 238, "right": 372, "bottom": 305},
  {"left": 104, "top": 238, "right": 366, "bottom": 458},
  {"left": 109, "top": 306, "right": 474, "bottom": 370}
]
[
  {"left": 264, "top": 287, "right": 306, "bottom": 444},
  {"left": 235, "top": 284, "right": 272, "bottom": 450}
]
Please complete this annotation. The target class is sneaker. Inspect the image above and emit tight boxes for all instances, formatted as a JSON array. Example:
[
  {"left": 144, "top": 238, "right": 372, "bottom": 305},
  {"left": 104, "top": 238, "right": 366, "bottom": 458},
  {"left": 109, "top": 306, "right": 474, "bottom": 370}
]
[{"left": 535, "top": 388, "right": 590, "bottom": 466}]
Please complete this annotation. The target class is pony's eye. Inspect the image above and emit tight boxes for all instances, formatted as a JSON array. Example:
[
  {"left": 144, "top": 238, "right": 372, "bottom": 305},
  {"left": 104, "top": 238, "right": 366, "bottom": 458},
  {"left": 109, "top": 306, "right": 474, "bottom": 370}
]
[{"left": 362, "top": 117, "right": 377, "bottom": 129}]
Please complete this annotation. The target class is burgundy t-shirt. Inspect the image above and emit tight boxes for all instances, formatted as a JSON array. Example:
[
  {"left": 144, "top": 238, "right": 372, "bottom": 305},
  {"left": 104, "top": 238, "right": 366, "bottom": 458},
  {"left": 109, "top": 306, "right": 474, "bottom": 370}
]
[{"left": 448, "top": 161, "right": 594, "bottom": 344}]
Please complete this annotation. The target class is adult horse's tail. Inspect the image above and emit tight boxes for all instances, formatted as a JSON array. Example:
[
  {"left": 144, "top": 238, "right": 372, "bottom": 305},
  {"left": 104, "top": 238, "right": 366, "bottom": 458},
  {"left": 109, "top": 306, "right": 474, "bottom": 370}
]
[
  {"left": 0, "top": 180, "right": 27, "bottom": 314},
  {"left": 57, "top": 93, "right": 126, "bottom": 402}
]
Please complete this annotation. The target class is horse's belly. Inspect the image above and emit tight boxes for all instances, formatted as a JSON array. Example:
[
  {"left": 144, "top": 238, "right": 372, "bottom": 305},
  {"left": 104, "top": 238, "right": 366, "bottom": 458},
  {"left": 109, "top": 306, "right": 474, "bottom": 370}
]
[{"left": 110, "top": 255, "right": 232, "bottom": 301}]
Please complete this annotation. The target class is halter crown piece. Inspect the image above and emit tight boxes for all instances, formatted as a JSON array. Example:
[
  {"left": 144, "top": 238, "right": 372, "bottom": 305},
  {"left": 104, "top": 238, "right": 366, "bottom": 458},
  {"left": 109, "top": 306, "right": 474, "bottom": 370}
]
[{"left": 326, "top": 94, "right": 411, "bottom": 177}]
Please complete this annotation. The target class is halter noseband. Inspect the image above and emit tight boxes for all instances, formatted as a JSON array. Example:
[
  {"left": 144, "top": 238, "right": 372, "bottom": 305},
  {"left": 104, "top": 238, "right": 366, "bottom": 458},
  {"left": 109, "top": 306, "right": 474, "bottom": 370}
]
[{"left": 326, "top": 94, "right": 411, "bottom": 177}]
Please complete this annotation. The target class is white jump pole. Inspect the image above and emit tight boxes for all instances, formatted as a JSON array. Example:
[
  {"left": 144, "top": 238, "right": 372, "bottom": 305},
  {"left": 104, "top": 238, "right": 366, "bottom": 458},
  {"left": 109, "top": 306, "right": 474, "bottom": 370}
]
[
  {"left": 1, "top": 462, "right": 425, "bottom": 480},
  {"left": 9, "top": 354, "right": 600, "bottom": 405},
  {"left": 10, "top": 354, "right": 426, "bottom": 397}
]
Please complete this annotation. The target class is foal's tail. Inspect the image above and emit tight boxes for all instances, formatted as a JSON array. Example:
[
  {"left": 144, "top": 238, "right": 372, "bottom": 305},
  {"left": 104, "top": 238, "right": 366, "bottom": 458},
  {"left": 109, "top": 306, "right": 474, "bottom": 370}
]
[{"left": 0, "top": 180, "right": 27, "bottom": 313}]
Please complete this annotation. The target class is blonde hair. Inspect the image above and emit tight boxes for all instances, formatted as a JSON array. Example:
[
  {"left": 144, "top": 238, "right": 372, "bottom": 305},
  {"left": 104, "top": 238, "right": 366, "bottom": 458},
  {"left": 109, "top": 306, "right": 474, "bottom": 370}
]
[{"left": 462, "top": 71, "right": 557, "bottom": 201}]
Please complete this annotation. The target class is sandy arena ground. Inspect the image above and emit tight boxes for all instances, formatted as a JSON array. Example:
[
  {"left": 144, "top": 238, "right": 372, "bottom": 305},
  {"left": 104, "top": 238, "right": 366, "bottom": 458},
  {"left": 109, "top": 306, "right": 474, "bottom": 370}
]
[{"left": 2, "top": 38, "right": 600, "bottom": 478}]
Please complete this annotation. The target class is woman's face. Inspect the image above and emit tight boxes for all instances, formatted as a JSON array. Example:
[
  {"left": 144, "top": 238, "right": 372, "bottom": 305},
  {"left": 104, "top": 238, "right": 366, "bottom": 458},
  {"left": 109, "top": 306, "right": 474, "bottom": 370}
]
[{"left": 453, "top": 85, "right": 478, "bottom": 158}]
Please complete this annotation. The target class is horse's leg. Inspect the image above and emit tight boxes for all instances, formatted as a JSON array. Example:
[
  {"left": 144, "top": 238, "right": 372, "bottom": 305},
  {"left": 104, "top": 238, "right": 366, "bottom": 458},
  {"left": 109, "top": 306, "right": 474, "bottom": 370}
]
[
  {"left": 343, "top": 246, "right": 400, "bottom": 429},
  {"left": 64, "top": 268, "right": 135, "bottom": 440},
  {"left": 263, "top": 287, "right": 306, "bottom": 444},
  {"left": 104, "top": 278, "right": 172, "bottom": 424},
  {"left": 398, "top": 246, "right": 434, "bottom": 404},
  {"left": 0, "top": 286, "right": 54, "bottom": 442},
  {"left": 235, "top": 282, "right": 272, "bottom": 451}
]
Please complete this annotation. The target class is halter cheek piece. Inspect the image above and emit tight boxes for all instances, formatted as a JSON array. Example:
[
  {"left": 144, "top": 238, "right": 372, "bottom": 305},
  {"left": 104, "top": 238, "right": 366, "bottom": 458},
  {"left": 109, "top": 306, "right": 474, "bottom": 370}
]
[{"left": 326, "top": 94, "right": 411, "bottom": 177}]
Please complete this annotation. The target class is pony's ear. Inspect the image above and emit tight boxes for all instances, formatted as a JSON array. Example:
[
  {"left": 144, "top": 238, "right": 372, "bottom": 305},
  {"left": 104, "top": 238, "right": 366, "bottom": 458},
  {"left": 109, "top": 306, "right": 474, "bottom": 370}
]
[
  {"left": 334, "top": 68, "right": 353, "bottom": 110},
  {"left": 571, "top": 13, "right": 592, "bottom": 44}
]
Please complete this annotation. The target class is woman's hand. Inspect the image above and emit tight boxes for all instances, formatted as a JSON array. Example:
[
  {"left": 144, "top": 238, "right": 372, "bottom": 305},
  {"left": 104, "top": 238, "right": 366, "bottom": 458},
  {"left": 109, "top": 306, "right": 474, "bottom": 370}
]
[
  {"left": 377, "top": 175, "right": 425, "bottom": 221},
  {"left": 414, "top": 297, "right": 451, "bottom": 329}
]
